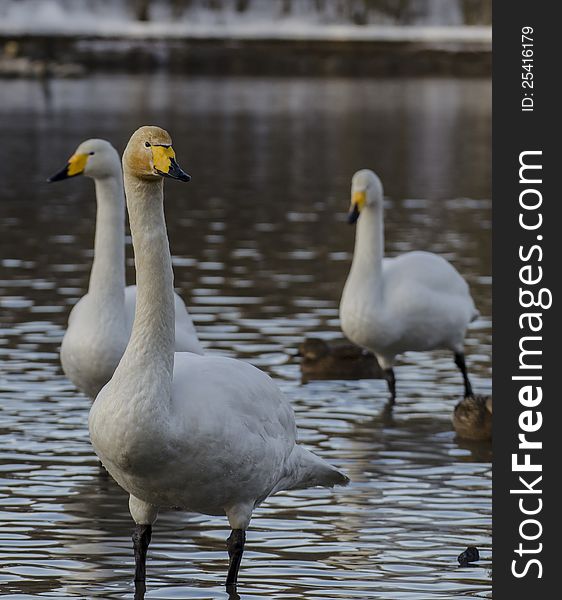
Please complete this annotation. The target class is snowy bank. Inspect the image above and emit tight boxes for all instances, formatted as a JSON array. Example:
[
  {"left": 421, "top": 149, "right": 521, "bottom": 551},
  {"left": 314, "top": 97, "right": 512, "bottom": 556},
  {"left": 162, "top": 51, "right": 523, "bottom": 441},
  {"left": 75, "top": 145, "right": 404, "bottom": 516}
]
[
  {"left": 0, "top": 19, "right": 491, "bottom": 44},
  {"left": 0, "top": 5, "right": 491, "bottom": 78}
]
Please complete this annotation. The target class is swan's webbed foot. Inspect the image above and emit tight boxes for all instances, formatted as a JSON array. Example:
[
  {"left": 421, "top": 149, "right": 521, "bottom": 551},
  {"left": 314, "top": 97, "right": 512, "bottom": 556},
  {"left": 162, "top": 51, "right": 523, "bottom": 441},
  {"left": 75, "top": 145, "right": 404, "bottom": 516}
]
[
  {"left": 454, "top": 352, "right": 473, "bottom": 398},
  {"left": 383, "top": 368, "right": 396, "bottom": 405},
  {"left": 226, "top": 528, "right": 246, "bottom": 590},
  {"left": 132, "top": 523, "right": 152, "bottom": 583}
]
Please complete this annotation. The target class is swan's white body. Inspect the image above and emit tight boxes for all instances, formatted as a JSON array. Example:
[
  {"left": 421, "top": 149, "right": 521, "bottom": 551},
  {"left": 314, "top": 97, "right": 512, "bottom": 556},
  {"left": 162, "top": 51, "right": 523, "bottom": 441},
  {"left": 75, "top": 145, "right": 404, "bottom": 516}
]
[
  {"left": 340, "top": 170, "right": 478, "bottom": 371},
  {"left": 62, "top": 286, "right": 201, "bottom": 399},
  {"left": 54, "top": 140, "right": 202, "bottom": 399},
  {"left": 91, "top": 351, "right": 343, "bottom": 525},
  {"left": 88, "top": 128, "right": 347, "bottom": 575}
]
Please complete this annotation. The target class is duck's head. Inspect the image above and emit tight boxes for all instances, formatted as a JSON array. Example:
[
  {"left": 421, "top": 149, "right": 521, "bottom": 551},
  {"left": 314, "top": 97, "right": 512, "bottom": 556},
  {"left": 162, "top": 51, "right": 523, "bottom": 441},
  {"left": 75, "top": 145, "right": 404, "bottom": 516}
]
[
  {"left": 297, "top": 338, "right": 330, "bottom": 361},
  {"left": 48, "top": 139, "right": 120, "bottom": 182},
  {"left": 122, "top": 125, "right": 190, "bottom": 183},
  {"left": 347, "top": 169, "right": 383, "bottom": 224}
]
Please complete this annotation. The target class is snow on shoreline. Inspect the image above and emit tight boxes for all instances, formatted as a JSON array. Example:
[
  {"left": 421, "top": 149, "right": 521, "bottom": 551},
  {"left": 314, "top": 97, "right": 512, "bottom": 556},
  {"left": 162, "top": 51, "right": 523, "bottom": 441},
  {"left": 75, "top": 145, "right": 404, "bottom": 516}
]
[
  {"left": 0, "top": 21, "right": 492, "bottom": 44},
  {"left": 0, "top": 0, "right": 491, "bottom": 44}
]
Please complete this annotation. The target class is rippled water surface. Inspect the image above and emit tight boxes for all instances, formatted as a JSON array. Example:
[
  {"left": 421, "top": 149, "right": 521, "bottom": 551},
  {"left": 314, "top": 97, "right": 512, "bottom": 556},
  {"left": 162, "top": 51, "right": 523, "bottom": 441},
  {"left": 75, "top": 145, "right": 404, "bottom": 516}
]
[{"left": 0, "top": 75, "right": 491, "bottom": 599}]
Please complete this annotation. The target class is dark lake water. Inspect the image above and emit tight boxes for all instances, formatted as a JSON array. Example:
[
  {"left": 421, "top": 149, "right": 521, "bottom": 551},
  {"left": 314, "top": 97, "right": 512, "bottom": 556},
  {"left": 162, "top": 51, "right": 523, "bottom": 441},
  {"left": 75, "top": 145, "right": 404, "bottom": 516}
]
[{"left": 0, "top": 75, "right": 491, "bottom": 599}]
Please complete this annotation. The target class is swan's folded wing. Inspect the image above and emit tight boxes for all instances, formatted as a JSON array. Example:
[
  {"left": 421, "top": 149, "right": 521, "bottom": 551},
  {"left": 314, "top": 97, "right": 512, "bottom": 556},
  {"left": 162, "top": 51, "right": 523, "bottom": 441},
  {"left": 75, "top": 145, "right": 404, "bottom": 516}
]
[
  {"left": 169, "top": 353, "right": 298, "bottom": 498},
  {"left": 384, "top": 252, "right": 471, "bottom": 298},
  {"left": 171, "top": 353, "right": 295, "bottom": 441}
]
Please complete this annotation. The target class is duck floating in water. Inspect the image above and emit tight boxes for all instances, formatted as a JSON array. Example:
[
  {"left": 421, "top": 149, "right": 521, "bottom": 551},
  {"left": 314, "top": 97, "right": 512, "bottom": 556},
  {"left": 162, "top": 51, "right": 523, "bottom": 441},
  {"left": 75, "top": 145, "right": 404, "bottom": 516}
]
[
  {"left": 339, "top": 169, "right": 479, "bottom": 404},
  {"left": 297, "top": 337, "right": 383, "bottom": 382},
  {"left": 452, "top": 395, "right": 492, "bottom": 441}
]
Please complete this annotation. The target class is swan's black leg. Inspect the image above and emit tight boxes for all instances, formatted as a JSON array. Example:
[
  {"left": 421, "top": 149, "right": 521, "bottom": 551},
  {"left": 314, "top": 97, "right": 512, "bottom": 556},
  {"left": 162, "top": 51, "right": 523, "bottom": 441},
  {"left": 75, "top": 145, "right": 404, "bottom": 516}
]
[
  {"left": 226, "top": 529, "right": 246, "bottom": 589},
  {"left": 454, "top": 352, "right": 473, "bottom": 398},
  {"left": 132, "top": 524, "right": 152, "bottom": 583},
  {"left": 134, "top": 579, "right": 146, "bottom": 600},
  {"left": 383, "top": 368, "right": 396, "bottom": 405}
]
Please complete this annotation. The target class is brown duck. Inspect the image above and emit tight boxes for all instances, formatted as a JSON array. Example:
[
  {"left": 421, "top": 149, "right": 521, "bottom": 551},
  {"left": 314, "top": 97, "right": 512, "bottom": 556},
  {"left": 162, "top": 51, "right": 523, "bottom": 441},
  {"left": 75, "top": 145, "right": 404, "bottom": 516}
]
[
  {"left": 298, "top": 337, "right": 383, "bottom": 383},
  {"left": 452, "top": 395, "right": 492, "bottom": 441}
]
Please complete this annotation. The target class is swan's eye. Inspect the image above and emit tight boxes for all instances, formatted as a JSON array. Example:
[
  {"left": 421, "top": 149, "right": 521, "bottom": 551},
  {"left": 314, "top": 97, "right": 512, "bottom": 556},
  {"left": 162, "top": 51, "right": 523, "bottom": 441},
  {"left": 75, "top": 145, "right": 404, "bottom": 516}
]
[
  {"left": 89, "top": 152, "right": 95, "bottom": 156},
  {"left": 145, "top": 142, "right": 151, "bottom": 148}
]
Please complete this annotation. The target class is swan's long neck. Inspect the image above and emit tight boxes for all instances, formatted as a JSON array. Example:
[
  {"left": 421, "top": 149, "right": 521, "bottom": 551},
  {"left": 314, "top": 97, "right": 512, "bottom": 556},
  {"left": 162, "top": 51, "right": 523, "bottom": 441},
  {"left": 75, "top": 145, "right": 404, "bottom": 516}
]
[
  {"left": 348, "top": 204, "right": 385, "bottom": 295},
  {"left": 88, "top": 176, "right": 126, "bottom": 305},
  {"left": 121, "top": 174, "right": 175, "bottom": 380}
]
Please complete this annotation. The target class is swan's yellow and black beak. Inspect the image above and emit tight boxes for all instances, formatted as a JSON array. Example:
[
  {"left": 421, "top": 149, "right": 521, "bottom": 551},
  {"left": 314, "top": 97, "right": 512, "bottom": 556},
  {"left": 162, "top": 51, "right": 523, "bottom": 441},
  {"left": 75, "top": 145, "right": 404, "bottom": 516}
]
[
  {"left": 47, "top": 153, "right": 89, "bottom": 182},
  {"left": 348, "top": 190, "right": 366, "bottom": 224},
  {"left": 151, "top": 145, "right": 190, "bottom": 182}
]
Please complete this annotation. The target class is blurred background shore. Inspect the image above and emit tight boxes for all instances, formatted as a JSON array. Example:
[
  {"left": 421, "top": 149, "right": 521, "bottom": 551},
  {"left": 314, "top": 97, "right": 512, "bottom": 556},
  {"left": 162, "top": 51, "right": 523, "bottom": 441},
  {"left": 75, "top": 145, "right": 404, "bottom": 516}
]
[{"left": 1, "top": 0, "right": 491, "bottom": 77}]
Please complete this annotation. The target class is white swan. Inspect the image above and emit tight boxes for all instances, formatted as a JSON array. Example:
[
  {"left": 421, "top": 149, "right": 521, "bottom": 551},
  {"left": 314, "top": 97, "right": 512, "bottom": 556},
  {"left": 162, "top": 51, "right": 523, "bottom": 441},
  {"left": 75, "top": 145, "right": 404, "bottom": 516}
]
[
  {"left": 339, "top": 169, "right": 479, "bottom": 404},
  {"left": 48, "top": 139, "right": 203, "bottom": 399},
  {"left": 88, "top": 126, "right": 349, "bottom": 590}
]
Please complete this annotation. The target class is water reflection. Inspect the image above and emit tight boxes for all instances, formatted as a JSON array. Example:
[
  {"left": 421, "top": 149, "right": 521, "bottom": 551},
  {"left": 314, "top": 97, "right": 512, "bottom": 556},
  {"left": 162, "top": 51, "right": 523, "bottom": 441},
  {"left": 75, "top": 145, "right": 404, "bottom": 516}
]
[{"left": 0, "top": 75, "right": 491, "bottom": 598}]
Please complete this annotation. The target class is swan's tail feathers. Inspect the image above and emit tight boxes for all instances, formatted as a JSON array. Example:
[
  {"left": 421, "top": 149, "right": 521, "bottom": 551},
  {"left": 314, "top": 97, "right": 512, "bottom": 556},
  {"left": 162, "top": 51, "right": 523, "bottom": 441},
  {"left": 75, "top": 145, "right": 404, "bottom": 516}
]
[
  {"left": 470, "top": 308, "right": 480, "bottom": 323},
  {"left": 281, "top": 446, "right": 349, "bottom": 492}
]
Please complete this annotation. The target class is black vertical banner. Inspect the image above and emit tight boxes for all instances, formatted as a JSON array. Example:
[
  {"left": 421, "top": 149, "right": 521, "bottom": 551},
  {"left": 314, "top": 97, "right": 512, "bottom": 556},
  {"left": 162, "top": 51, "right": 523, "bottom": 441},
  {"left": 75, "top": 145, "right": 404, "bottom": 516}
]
[{"left": 494, "top": 3, "right": 560, "bottom": 597}]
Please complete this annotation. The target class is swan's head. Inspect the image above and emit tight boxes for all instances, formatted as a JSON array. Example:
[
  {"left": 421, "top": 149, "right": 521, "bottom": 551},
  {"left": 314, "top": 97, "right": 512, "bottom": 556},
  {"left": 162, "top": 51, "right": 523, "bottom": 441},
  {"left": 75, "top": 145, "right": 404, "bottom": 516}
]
[
  {"left": 122, "top": 125, "right": 190, "bottom": 182},
  {"left": 348, "top": 169, "right": 383, "bottom": 224},
  {"left": 47, "top": 139, "right": 120, "bottom": 182}
]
